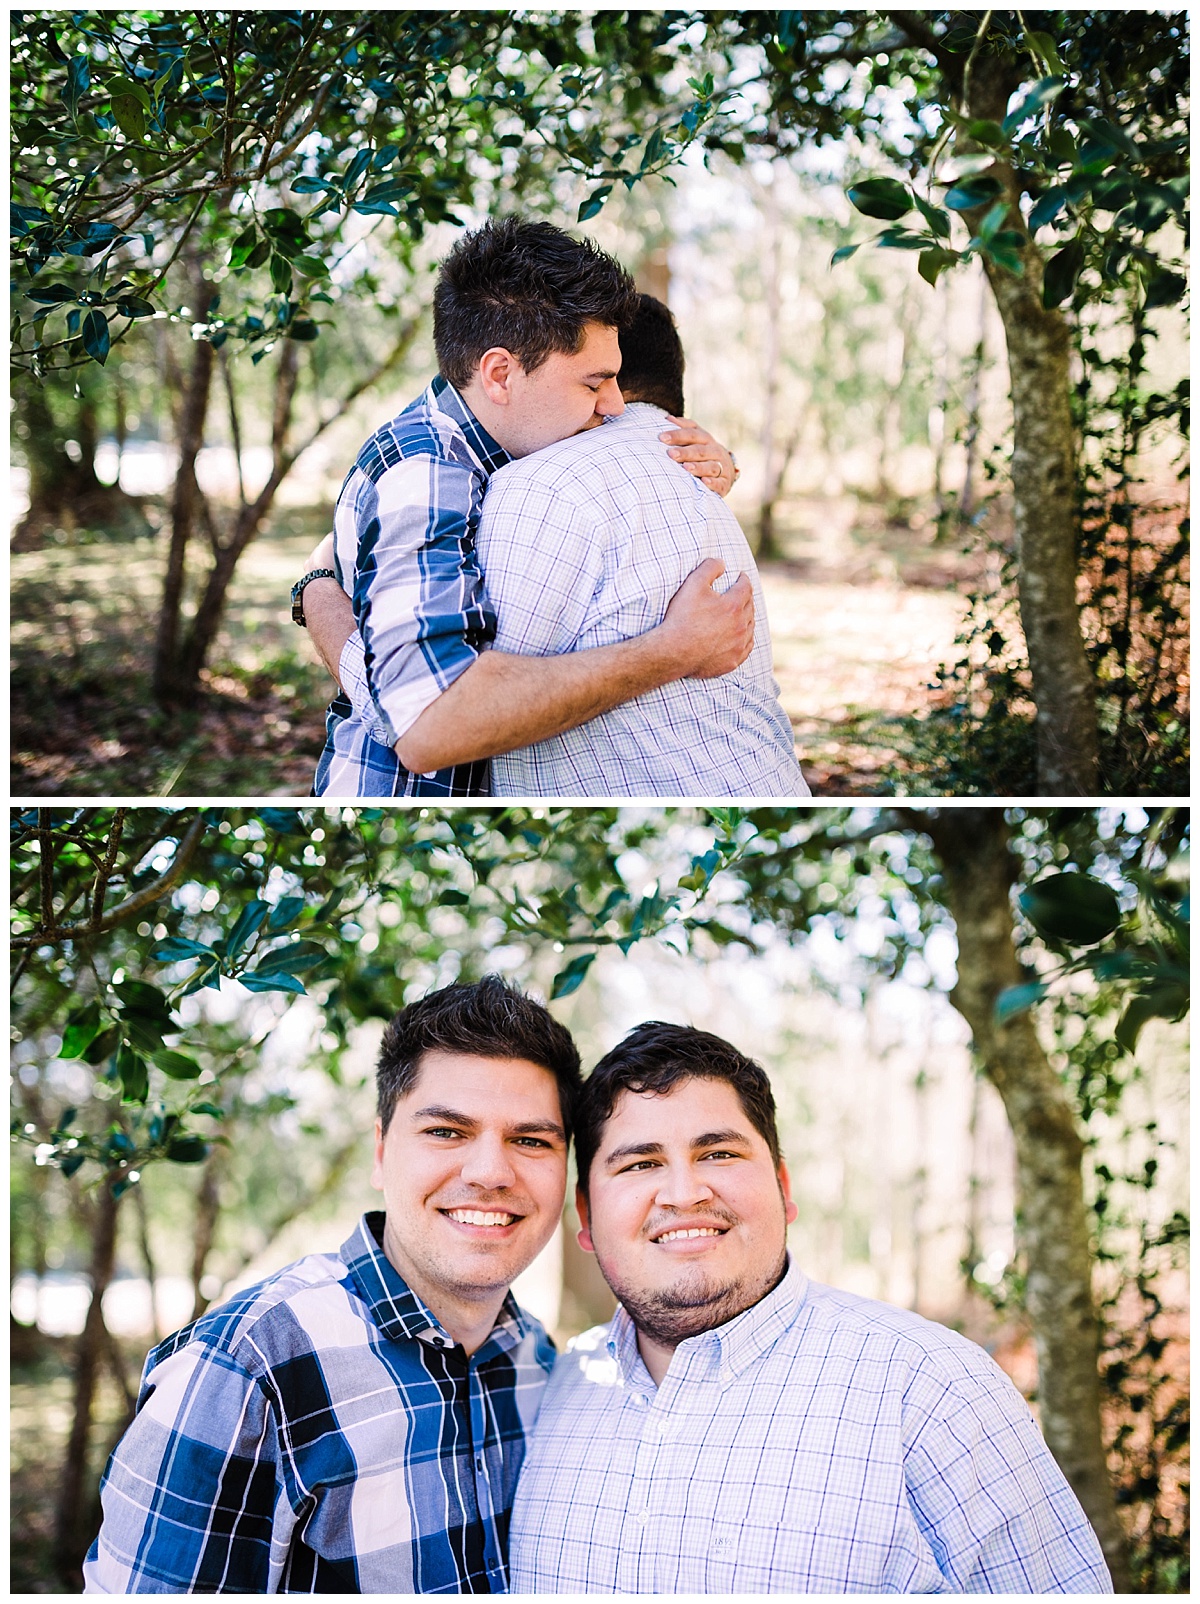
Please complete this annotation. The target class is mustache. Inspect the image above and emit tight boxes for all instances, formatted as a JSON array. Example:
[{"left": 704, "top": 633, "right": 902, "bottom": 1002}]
[{"left": 642, "top": 1204, "right": 739, "bottom": 1240}]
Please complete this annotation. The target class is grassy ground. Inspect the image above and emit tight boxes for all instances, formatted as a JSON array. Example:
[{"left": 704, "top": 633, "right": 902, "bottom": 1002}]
[{"left": 11, "top": 496, "right": 983, "bottom": 799}]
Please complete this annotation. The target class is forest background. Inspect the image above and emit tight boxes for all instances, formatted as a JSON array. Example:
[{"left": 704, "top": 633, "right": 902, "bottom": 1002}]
[
  {"left": 9, "top": 804, "right": 1189, "bottom": 1592},
  {"left": 9, "top": 9, "right": 1190, "bottom": 798}
]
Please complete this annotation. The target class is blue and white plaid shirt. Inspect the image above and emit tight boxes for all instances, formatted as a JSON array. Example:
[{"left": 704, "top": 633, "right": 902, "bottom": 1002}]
[
  {"left": 510, "top": 1257, "right": 1112, "bottom": 1594},
  {"left": 313, "top": 377, "right": 508, "bottom": 797},
  {"left": 84, "top": 1213, "right": 553, "bottom": 1594}
]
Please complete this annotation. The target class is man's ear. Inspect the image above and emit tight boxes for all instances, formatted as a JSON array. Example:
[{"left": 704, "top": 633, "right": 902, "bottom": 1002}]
[
  {"left": 779, "top": 1160, "right": 799, "bottom": 1226},
  {"left": 575, "top": 1183, "right": 595, "bottom": 1253},
  {"left": 476, "top": 347, "right": 518, "bottom": 406},
  {"left": 370, "top": 1117, "right": 385, "bottom": 1192}
]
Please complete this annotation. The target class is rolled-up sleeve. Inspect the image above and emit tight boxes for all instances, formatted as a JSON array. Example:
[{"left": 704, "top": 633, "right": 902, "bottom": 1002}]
[
  {"left": 335, "top": 452, "right": 496, "bottom": 742},
  {"left": 84, "top": 1345, "right": 290, "bottom": 1594}
]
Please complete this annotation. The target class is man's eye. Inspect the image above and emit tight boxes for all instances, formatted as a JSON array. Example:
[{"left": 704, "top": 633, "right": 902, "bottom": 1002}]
[
  {"left": 514, "top": 1136, "right": 553, "bottom": 1149},
  {"left": 617, "top": 1159, "right": 658, "bottom": 1173},
  {"left": 424, "top": 1127, "right": 462, "bottom": 1139},
  {"left": 701, "top": 1150, "right": 740, "bottom": 1161}
]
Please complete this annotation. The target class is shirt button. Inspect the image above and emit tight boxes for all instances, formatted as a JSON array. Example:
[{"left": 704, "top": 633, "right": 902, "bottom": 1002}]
[{"left": 476, "top": 1457, "right": 485, "bottom": 1470}]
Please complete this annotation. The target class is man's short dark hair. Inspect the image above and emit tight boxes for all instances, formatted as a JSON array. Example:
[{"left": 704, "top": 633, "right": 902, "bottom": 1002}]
[
  {"left": 433, "top": 217, "right": 639, "bottom": 390},
  {"left": 574, "top": 1021, "right": 782, "bottom": 1195},
  {"left": 376, "top": 975, "right": 582, "bottom": 1137},
  {"left": 618, "top": 294, "right": 686, "bottom": 416}
]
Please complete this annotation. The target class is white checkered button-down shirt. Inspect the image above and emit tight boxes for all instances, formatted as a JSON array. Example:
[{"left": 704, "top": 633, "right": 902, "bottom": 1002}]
[
  {"left": 483, "top": 404, "right": 810, "bottom": 798},
  {"left": 509, "top": 1257, "right": 1113, "bottom": 1594}
]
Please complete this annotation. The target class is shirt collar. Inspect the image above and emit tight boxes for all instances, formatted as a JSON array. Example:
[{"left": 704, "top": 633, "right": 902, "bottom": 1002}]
[
  {"left": 607, "top": 1254, "right": 809, "bottom": 1388},
  {"left": 341, "top": 1211, "right": 530, "bottom": 1352},
  {"left": 428, "top": 373, "right": 511, "bottom": 476}
]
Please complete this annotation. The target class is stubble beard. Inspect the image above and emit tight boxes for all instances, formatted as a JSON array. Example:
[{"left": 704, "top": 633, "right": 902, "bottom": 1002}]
[{"left": 599, "top": 1240, "right": 790, "bottom": 1351}]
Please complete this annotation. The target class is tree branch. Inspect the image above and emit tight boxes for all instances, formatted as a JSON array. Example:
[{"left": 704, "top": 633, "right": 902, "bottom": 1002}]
[{"left": 90, "top": 809, "right": 127, "bottom": 926}]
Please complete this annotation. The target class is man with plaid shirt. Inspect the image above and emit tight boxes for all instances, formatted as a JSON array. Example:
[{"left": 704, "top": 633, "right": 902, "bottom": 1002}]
[
  {"left": 305, "top": 217, "right": 752, "bottom": 798},
  {"left": 84, "top": 979, "right": 580, "bottom": 1593}
]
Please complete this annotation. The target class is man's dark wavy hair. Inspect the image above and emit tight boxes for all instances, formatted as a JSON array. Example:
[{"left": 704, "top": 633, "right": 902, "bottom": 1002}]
[
  {"left": 433, "top": 216, "right": 639, "bottom": 390},
  {"left": 618, "top": 294, "right": 685, "bottom": 416},
  {"left": 376, "top": 974, "right": 582, "bottom": 1137},
  {"left": 574, "top": 1021, "right": 782, "bottom": 1197}
]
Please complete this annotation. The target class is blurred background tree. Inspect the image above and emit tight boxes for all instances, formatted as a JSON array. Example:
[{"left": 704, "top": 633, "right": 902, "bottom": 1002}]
[{"left": 11, "top": 804, "right": 1188, "bottom": 1590}]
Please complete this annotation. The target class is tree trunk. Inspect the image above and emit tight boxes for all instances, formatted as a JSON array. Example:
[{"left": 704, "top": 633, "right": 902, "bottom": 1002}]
[
  {"left": 54, "top": 1178, "right": 122, "bottom": 1584},
  {"left": 920, "top": 809, "right": 1129, "bottom": 1590},
  {"left": 152, "top": 271, "right": 217, "bottom": 708},
  {"left": 966, "top": 61, "right": 1101, "bottom": 795}
]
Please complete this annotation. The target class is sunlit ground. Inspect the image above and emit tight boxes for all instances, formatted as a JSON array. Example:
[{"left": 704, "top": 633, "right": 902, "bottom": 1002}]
[{"left": 10, "top": 495, "right": 981, "bottom": 799}]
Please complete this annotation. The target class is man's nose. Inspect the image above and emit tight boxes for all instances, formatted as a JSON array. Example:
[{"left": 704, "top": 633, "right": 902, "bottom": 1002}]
[
  {"left": 653, "top": 1161, "right": 714, "bottom": 1210},
  {"left": 596, "top": 377, "right": 624, "bottom": 417},
  {"left": 458, "top": 1135, "right": 516, "bottom": 1190}
]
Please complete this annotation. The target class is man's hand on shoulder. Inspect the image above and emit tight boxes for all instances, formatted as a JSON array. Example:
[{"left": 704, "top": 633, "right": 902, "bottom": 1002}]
[
  {"left": 659, "top": 417, "right": 739, "bottom": 498},
  {"left": 657, "top": 558, "right": 754, "bottom": 678}
]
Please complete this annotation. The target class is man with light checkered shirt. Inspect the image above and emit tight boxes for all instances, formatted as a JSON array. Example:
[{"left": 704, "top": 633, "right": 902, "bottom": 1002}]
[{"left": 509, "top": 1022, "right": 1113, "bottom": 1595}]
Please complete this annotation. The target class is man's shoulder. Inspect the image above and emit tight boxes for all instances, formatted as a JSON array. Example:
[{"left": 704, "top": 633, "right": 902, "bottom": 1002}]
[
  {"left": 350, "top": 382, "right": 478, "bottom": 483},
  {"left": 149, "top": 1245, "right": 358, "bottom": 1376},
  {"left": 798, "top": 1278, "right": 1009, "bottom": 1390},
  {"left": 487, "top": 405, "right": 682, "bottom": 500}
]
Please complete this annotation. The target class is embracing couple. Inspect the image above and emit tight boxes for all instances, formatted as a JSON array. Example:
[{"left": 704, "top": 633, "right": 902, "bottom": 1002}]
[
  {"left": 86, "top": 978, "right": 1110, "bottom": 1594},
  {"left": 295, "top": 217, "right": 811, "bottom": 799}
]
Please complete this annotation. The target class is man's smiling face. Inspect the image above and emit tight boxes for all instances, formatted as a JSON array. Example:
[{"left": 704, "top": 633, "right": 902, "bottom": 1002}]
[
  {"left": 372, "top": 1050, "right": 568, "bottom": 1316},
  {"left": 577, "top": 1075, "right": 796, "bottom": 1350}
]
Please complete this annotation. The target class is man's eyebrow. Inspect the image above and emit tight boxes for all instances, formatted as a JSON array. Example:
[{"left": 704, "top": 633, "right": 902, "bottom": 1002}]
[
  {"left": 410, "top": 1104, "right": 475, "bottom": 1126},
  {"left": 584, "top": 367, "right": 620, "bottom": 381},
  {"left": 602, "top": 1140, "right": 664, "bottom": 1166},
  {"left": 408, "top": 1106, "right": 565, "bottom": 1140},
  {"left": 691, "top": 1128, "right": 751, "bottom": 1150}
]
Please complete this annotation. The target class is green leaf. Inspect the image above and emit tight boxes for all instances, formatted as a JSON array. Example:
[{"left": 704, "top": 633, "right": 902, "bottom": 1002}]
[
  {"left": 1024, "top": 30, "right": 1065, "bottom": 76},
  {"left": 944, "top": 174, "right": 1004, "bottom": 212},
  {"left": 240, "top": 971, "right": 307, "bottom": 994},
  {"left": 847, "top": 177, "right": 912, "bottom": 222},
  {"left": 80, "top": 309, "right": 111, "bottom": 365},
  {"left": 1019, "top": 873, "right": 1122, "bottom": 946},
  {"left": 965, "top": 120, "right": 1007, "bottom": 150},
  {"left": 115, "top": 296, "right": 156, "bottom": 319},
  {"left": 1143, "top": 269, "right": 1186, "bottom": 310},
  {"left": 1001, "top": 76, "right": 1066, "bottom": 137},
  {"left": 60, "top": 1000, "right": 102, "bottom": 1060},
  {"left": 913, "top": 194, "right": 952, "bottom": 240},
  {"left": 291, "top": 255, "right": 329, "bottom": 278},
  {"left": 267, "top": 896, "right": 306, "bottom": 932},
  {"left": 288, "top": 319, "right": 319, "bottom": 341},
  {"left": 192, "top": 1102, "right": 224, "bottom": 1118},
  {"left": 151, "top": 937, "right": 216, "bottom": 962},
  {"left": 151, "top": 1049, "right": 203, "bottom": 1080},
  {"left": 578, "top": 185, "right": 612, "bottom": 223},
  {"left": 166, "top": 1135, "right": 209, "bottom": 1164},
  {"left": 875, "top": 229, "right": 927, "bottom": 251},
  {"left": 830, "top": 244, "right": 859, "bottom": 266},
  {"left": 61, "top": 1154, "right": 86, "bottom": 1179},
  {"left": 1027, "top": 187, "right": 1067, "bottom": 231},
  {"left": 550, "top": 951, "right": 596, "bottom": 1000},
  {"left": 113, "top": 979, "right": 174, "bottom": 1023},
  {"left": 82, "top": 1025, "right": 120, "bottom": 1066},
  {"left": 1042, "top": 237, "right": 1085, "bottom": 308},
  {"left": 228, "top": 224, "right": 259, "bottom": 269},
  {"left": 291, "top": 175, "right": 337, "bottom": 194},
  {"left": 269, "top": 253, "right": 293, "bottom": 295},
  {"left": 918, "top": 247, "right": 960, "bottom": 287},
  {"left": 24, "top": 283, "right": 79, "bottom": 305},
  {"left": 111, "top": 94, "right": 146, "bottom": 141},
  {"left": 994, "top": 981, "right": 1048, "bottom": 1022},
  {"left": 222, "top": 898, "right": 270, "bottom": 960},
  {"left": 253, "top": 940, "right": 328, "bottom": 976},
  {"left": 116, "top": 1043, "right": 149, "bottom": 1104}
]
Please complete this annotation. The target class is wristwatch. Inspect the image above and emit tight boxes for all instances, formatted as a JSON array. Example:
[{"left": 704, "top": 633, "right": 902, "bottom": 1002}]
[{"left": 291, "top": 569, "right": 338, "bottom": 626}]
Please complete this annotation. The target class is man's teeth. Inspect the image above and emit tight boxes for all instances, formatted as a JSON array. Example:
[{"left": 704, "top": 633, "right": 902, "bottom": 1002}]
[
  {"left": 446, "top": 1209, "right": 517, "bottom": 1227},
  {"left": 656, "top": 1227, "right": 723, "bottom": 1242}
]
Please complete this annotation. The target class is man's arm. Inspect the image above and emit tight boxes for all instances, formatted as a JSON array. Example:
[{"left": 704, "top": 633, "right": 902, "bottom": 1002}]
[
  {"left": 84, "top": 1347, "right": 284, "bottom": 1593},
  {"left": 302, "top": 555, "right": 754, "bottom": 773}
]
